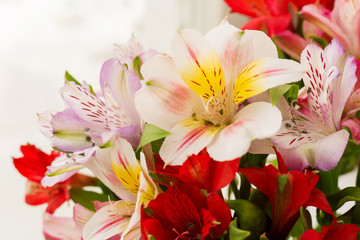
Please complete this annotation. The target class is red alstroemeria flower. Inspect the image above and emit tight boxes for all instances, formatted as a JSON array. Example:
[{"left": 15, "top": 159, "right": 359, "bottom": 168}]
[
  {"left": 238, "top": 148, "right": 334, "bottom": 240},
  {"left": 300, "top": 221, "right": 360, "bottom": 240},
  {"left": 141, "top": 184, "right": 231, "bottom": 240},
  {"left": 154, "top": 148, "right": 240, "bottom": 192},
  {"left": 224, "top": 0, "right": 334, "bottom": 36},
  {"left": 13, "top": 144, "right": 69, "bottom": 213}
]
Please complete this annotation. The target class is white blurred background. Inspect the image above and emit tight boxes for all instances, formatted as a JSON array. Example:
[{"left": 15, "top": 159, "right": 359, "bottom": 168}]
[{"left": 0, "top": 0, "right": 236, "bottom": 238}]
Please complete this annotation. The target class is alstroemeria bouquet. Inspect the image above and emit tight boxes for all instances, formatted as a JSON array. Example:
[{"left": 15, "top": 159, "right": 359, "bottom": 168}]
[{"left": 13, "top": 0, "right": 360, "bottom": 239}]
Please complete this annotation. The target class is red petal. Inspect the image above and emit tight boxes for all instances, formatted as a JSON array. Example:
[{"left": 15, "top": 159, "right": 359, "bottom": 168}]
[
  {"left": 224, "top": 0, "right": 269, "bottom": 18},
  {"left": 305, "top": 188, "right": 334, "bottom": 217},
  {"left": 13, "top": 144, "right": 60, "bottom": 183}
]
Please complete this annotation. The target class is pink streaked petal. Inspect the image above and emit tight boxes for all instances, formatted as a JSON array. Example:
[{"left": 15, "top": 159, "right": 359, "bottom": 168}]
[
  {"left": 346, "top": 88, "right": 360, "bottom": 116},
  {"left": 171, "top": 28, "right": 226, "bottom": 100},
  {"left": 38, "top": 111, "right": 55, "bottom": 139},
  {"left": 61, "top": 81, "right": 109, "bottom": 128},
  {"left": 43, "top": 213, "right": 82, "bottom": 240},
  {"left": 111, "top": 137, "right": 142, "bottom": 195},
  {"left": 100, "top": 59, "right": 142, "bottom": 125},
  {"left": 206, "top": 21, "right": 277, "bottom": 88},
  {"left": 85, "top": 148, "right": 136, "bottom": 202},
  {"left": 101, "top": 126, "right": 140, "bottom": 148},
  {"left": 233, "top": 57, "right": 304, "bottom": 103},
  {"left": 160, "top": 118, "right": 218, "bottom": 166},
  {"left": 207, "top": 102, "right": 282, "bottom": 161},
  {"left": 73, "top": 204, "right": 95, "bottom": 231},
  {"left": 82, "top": 201, "right": 135, "bottom": 240},
  {"left": 342, "top": 118, "right": 360, "bottom": 144},
  {"left": 272, "top": 120, "right": 324, "bottom": 149},
  {"left": 135, "top": 55, "right": 200, "bottom": 131},
  {"left": 300, "top": 4, "right": 349, "bottom": 50},
  {"left": 351, "top": 10, "right": 360, "bottom": 59},
  {"left": 273, "top": 30, "right": 308, "bottom": 60}
]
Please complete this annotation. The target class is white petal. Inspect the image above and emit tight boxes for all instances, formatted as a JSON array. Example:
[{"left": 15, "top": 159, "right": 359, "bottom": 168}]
[
  {"left": 207, "top": 102, "right": 282, "bottom": 161},
  {"left": 159, "top": 118, "right": 218, "bottom": 165},
  {"left": 206, "top": 21, "right": 278, "bottom": 88},
  {"left": 135, "top": 55, "right": 199, "bottom": 131}
]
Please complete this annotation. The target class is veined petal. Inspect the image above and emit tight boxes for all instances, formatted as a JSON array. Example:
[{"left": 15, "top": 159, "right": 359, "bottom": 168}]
[
  {"left": 233, "top": 57, "right": 303, "bottom": 103},
  {"left": 38, "top": 111, "right": 55, "bottom": 139},
  {"left": 111, "top": 137, "right": 141, "bottom": 195},
  {"left": 73, "top": 204, "right": 95, "bottom": 230},
  {"left": 100, "top": 59, "right": 142, "bottom": 126},
  {"left": 207, "top": 102, "right": 282, "bottom": 161},
  {"left": 172, "top": 28, "right": 227, "bottom": 102},
  {"left": 135, "top": 55, "right": 200, "bottom": 131},
  {"left": 206, "top": 22, "right": 278, "bottom": 88},
  {"left": 82, "top": 201, "right": 135, "bottom": 240},
  {"left": 160, "top": 118, "right": 218, "bottom": 166},
  {"left": 43, "top": 213, "right": 82, "bottom": 240},
  {"left": 85, "top": 148, "right": 136, "bottom": 202},
  {"left": 61, "top": 81, "right": 109, "bottom": 128},
  {"left": 276, "top": 130, "right": 349, "bottom": 171}
]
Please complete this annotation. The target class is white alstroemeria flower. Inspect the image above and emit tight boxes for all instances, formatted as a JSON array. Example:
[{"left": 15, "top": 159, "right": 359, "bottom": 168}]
[{"left": 135, "top": 21, "right": 304, "bottom": 165}]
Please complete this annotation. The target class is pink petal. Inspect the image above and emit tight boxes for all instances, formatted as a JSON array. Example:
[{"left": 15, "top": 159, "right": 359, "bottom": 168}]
[
  {"left": 73, "top": 204, "right": 95, "bottom": 230},
  {"left": 43, "top": 213, "right": 82, "bottom": 240},
  {"left": 273, "top": 30, "right": 308, "bottom": 60},
  {"left": 82, "top": 201, "right": 135, "bottom": 240},
  {"left": 342, "top": 118, "right": 360, "bottom": 144}
]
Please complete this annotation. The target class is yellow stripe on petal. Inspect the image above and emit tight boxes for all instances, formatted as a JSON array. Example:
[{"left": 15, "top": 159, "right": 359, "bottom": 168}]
[
  {"left": 233, "top": 58, "right": 268, "bottom": 104},
  {"left": 111, "top": 137, "right": 142, "bottom": 195},
  {"left": 174, "top": 29, "right": 226, "bottom": 102}
]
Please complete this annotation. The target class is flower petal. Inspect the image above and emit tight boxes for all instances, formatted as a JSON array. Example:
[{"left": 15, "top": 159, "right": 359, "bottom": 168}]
[
  {"left": 273, "top": 30, "right": 308, "bottom": 60},
  {"left": 233, "top": 57, "right": 303, "bottom": 103},
  {"left": 135, "top": 55, "right": 199, "bottom": 131},
  {"left": 43, "top": 213, "right": 82, "bottom": 240},
  {"left": 82, "top": 201, "right": 135, "bottom": 240},
  {"left": 171, "top": 28, "right": 226, "bottom": 101},
  {"left": 160, "top": 118, "right": 218, "bottom": 166},
  {"left": 206, "top": 22, "right": 278, "bottom": 88},
  {"left": 207, "top": 102, "right": 282, "bottom": 161},
  {"left": 73, "top": 204, "right": 95, "bottom": 230}
]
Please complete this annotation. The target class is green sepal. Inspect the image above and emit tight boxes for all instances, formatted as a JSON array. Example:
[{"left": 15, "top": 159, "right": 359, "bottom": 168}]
[
  {"left": 70, "top": 188, "right": 110, "bottom": 211},
  {"left": 227, "top": 199, "right": 270, "bottom": 240},
  {"left": 136, "top": 124, "right": 171, "bottom": 151},
  {"left": 65, "top": 71, "right": 81, "bottom": 85},
  {"left": 269, "top": 85, "right": 292, "bottom": 106},
  {"left": 229, "top": 218, "right": 251, "bottom": 240}
]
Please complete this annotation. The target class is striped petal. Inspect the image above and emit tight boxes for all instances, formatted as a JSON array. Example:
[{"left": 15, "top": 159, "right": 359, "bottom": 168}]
[
  {"left": 85, "top": 147, "right": 136, "bottom": 202},
  {"left": 172, "top": 28, "right": 227, "bottom": 103},
  {"left": 111, "top": 137, "right": 141, "bottom": 195},
  {"left": 135, "top": 55, "right": 200, "bottom": 131},
  {"left": 82, "top": 201, "right": 135, "bottom": 240},
  {"left": 206, "top": 21, "right": 278, "bottom": 88},
  {"left": 43, "top": 214, "right": 81, "bottom": 240},
  {"left": 159, "top": 118, "right": 219, "bottom": 166},
  {"left": 73, "top": 204, "right": 95, "bottom": 230},
  {"left": 207, "top": 102, "right": 282, "bottom": 161},
  {"left": 233, "top": 57, "right": 303, "bottom": 103},
  {"left": 61, "top": 81, "right": 109, "bottom": 128}
]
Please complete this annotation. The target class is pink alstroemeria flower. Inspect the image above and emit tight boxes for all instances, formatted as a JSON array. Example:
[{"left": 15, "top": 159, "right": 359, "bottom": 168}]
[
  {"left": 81, "top": 137, "right": 159, "bottom": 240},
  {"left": 135, "top": 21, "right": 304, "bottom": 165},
  {"left": 272, "top": 39, "right": 357, "bottom": 170},
  {"left": 301, "top": 0, "right": 360, "bottom": 59}
]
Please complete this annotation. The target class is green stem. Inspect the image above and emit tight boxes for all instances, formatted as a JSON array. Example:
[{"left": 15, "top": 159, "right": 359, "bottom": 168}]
[
  {"left": 239, "top": 173, "right": 251, "bottom": 200},
  {"left": 318, "top": 170, "right": 339, "bottom": 196},
  {"left": 230, "top": 179, "right": 241, "bottom": 200}
]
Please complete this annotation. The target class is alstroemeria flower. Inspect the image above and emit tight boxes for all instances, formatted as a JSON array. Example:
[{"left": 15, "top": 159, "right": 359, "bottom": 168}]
[
  {"left": 272, "top": 39, "right": 357, "bottom": 171},
  {"left": 135, "top": 21, "right": 303, "bottom": 165},
  {"left": 301, "top": 0, "right": 360, "bottom": 59},
  {"left": 239, "top": 149, "right": 334, "bottom": 240},
  {"left": 13, "top": 144, "right": 68, "bottom": 213},
  {"left": 82, "top": 137, "right": 158, "bottom": 240},
  {"left": 141, "top": 184, "right": 231, "bottom": 240},
  {"left": 300, "top": 221, "right": 360, "bottom": 240},
  {"left": 153, "top": 148, "right": 240, "bottom": 192}
]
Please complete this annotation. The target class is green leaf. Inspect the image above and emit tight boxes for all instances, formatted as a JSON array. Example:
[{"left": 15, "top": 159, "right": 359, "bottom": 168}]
[
  {"left": 328, "top": 187, "right": 360, "bottom": 210},
  {"left": 137, "top": 124, "right": 171, "bottom": 151},
  {"left": 300, "top": 207, "right": 312, "bottom": 230},
  {"left": 239, "top": 153, "right": 268, "bottom": 168},
  {"left": 269, "top": 85, "right": 292, "bottom": 106},
  {"left": 309, "top": 35, "right": 329, "bottom": 48},
  {"left": 283, "top": 84, "right": 299, "bottom": 104},
  {"left": 65, "top": 71, "right": 81, "bottom": 85},
  {"left": 229, "top": 218, "right": 251, "bottom": 240},
  {"left": 70, "top": 188, "right": 109, "bottom": 211},
  {"left": 227, "top": 199, "right": 270, "bottom": 240},
  {"left": 288, "top": 218, "right": 305, "bottom": 239}
]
